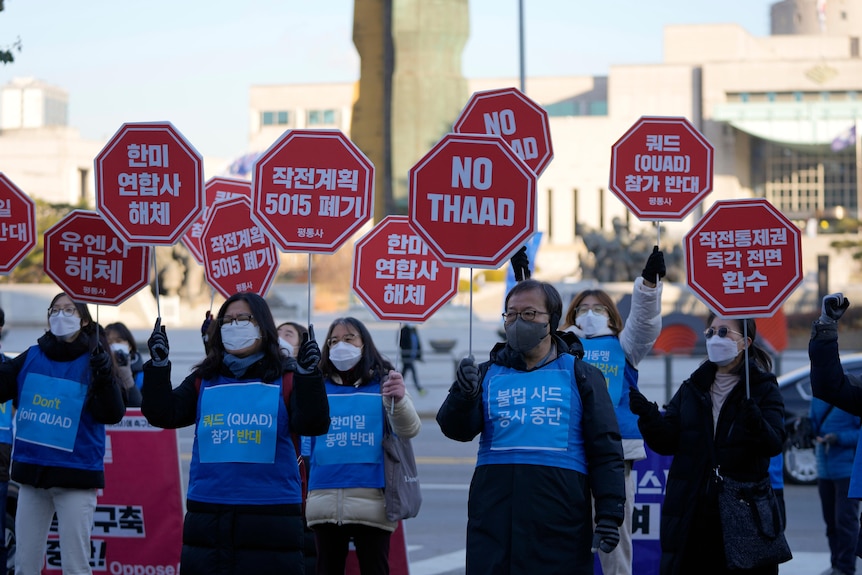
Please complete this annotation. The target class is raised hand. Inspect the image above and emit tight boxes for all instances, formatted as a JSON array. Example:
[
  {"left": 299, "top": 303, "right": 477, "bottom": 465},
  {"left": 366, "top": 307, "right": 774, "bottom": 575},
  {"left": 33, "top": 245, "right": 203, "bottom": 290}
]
[
  {"left": 820, "top": 293, "right": 850, "bottom": 324},
  {"left": 510, "top": 246, "right": 531, "bottom": 282},
  {"left": 456, "top": 356, "right": 481, "bottom": 399},
  {"left": 641, "top": 246, "right": 666, "bottom": 283},
  {"left": 296, "top": 331, "right": 321, "bottom": 375},
  {"left": 148, "top": 318, "right": 170, "bottom": 367}
]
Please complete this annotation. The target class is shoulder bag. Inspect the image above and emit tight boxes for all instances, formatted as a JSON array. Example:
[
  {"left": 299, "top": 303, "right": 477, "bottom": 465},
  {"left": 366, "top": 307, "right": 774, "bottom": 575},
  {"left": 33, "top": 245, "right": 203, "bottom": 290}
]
[{"left": 382, "top": 415, "right": 422, "bottom": 521}]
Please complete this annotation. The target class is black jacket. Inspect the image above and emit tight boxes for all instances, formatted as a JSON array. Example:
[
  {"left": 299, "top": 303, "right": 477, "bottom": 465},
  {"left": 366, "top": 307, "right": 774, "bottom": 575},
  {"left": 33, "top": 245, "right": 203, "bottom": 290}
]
[
  {"left": 436, "top": 333, "right": 624, "bottom": 575},
  {"left": 141, "top": 356, "right": 329, "bottom": 575},
  {"left": 0, "top": 330, "right": 125, "bottom": 489},
  {"left": 636, "top": 360, "right": 785, "bottom": 575}
]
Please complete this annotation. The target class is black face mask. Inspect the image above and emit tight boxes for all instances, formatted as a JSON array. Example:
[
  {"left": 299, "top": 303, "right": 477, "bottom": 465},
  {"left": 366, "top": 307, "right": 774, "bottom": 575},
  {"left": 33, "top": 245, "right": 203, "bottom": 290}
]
[{"left": 504, "top": 318, "right": 549, "bottom": 354}]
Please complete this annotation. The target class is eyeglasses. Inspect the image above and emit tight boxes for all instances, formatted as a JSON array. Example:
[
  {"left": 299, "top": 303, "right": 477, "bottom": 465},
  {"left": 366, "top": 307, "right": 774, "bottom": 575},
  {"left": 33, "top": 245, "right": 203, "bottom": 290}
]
[
  {"left": 219, "top": 314, "right": 254, "bottom": 327},
  {"left": 575, "top": 304, "right": 609, "bottom": 317},
  {"left": 48, "top": 306, "right": 78, "bottom": 317},
  {"left": 704, "top": 326, "right": 743, "bottom": 339},
  {"left": 502, "top": 310, "right": 550, "bottom": 323}
]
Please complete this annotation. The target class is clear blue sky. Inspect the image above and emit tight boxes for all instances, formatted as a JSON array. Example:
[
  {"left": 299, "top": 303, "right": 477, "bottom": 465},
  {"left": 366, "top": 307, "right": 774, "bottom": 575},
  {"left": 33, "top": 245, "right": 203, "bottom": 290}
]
[{"left": 1, "top": 0, "right": 776, "bottom": 159}]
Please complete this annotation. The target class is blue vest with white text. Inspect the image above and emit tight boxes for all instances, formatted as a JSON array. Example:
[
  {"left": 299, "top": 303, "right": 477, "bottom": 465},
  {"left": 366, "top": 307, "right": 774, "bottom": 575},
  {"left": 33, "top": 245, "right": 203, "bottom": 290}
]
[
  {"left": 581, "top": 335, "right": 642, "bottom": 440},
  {"left": 13, "top": 345, "right": 104, "bottom": 471},
  {"left": 477, "top": 354, "right": 587, "bottom": 473},
  {"left": 188, "top": 374, "right": 301, "bottom": 505},
  {"left": 308, "top": 380, "right": 385, "bottom": 491}
]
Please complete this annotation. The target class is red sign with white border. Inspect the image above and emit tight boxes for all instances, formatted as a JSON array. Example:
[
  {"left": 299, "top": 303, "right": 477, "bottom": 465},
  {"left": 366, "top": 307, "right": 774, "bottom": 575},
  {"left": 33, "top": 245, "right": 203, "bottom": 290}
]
[
  {"left": 43, "top": 210, "right": 151, "bottom": 305},
  {"left": 182, "top": 177, "right": 253, "bottom": 265},
  {"left": 353, "top": 216, "right": 458, "bottom": 322},
  {"left": 610, "top": 116, "right": 714, "bottom": 221},
  {"left": 408, "top": 133, "right": 537, "bottom": 269},
  {"left": 202, "top": 196, "right": 279, "bottom": 299},
  {"left": 251, "top": 129, "right": 374, "bottom": 253},
  {"left": 684, "top": 198, "right": 802, "bottom": 317},
  {"left": 0, "top": 172, "right": 36, "bottom": 274},
  {"left": 453, "top": 87, "right": 554, "bottom": 177},
  {"left": 95, "top": 122, "right": 204, "bottom": 245}
]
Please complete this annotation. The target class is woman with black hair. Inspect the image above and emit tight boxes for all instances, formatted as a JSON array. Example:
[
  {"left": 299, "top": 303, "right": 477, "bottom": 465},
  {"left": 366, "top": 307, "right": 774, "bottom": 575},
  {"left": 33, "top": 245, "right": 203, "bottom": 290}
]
[
  {"left": 629, "top": 313, "right": 787, "bottom": 575},
  {"left": 306, "top": 316, "right": 421, "bottom": 575},
  {"left": 141, "top": 292, "right": 330, "bottom": 575},
  {"left": 104, "top": 322, "right": 144, "bottom": 407},
  {"left": 0, "top": 292, "right": 125, "bottom": 575}
]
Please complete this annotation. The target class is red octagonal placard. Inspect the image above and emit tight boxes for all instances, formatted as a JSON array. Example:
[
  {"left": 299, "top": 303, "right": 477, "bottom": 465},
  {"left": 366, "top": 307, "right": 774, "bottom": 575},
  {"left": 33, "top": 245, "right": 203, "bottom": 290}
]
[
  {"left": 0, "top": 173, "right": 36, "bottom": 274},
  {"left": 684, "top": 198, "right": 802, "bottom": 318},
  {"left": 252, "top": 129, "right": 374, "bottom": 253},
  {"left": 610, "top": 116, "right": 714, "bottom": 221},
  {"left": 95, "top": 122, "right": 205, "bottom": 245},
  {"left": 201, "top": 196, "right": 279, "bottom": 299},
  {"left": 44, "top": 210, "right": 151, "bottom": 305},
  {"left": 453, "top": 87, "right": 554, "bottom": 177},
  {"left": 408, "top": 133, "right": 536, "bottom": 269},
  {"left": 353, "top": 216, "right": 458, "bottom": 322},
  {"left": 182, "top": 177, "right": 253, "bottom": 265}
]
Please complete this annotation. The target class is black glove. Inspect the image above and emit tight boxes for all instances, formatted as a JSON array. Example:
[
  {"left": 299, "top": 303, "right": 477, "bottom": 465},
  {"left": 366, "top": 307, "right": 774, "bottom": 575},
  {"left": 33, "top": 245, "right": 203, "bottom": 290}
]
[
  {"left": 510, "top": 246, "right": 531, "bottom": 282},
  {"left": 641, "top": 246, "right": 666, "bottom": 283},
  {"left": 296, "top": 331, "right": 321, "bottom": 375},
  {"left": 456, "top": 356, "right": 481, "bottom": 399},
  {"left": 90, "top": 345, "right": 113, "bottom": 380},
  {"left": 629, "top": 386, "right": 658, "bottom": 417},
  {"left": 820, "top": 293, "right": 849, "bottom": 324},
  {"left": 113, "top": 348, "right": 129, "bottom": 368},
  {"left": 201, "top": 311, "right": 213, "bottom": 336},
  {"left": 148, "top": 318, "right": 170, "bottom": 368},
  {"left": 591, "top": 518, "right": 620, "bottom": 554},
  {"left": 740, "top": 398, "right": 762, "bottom": 432}
]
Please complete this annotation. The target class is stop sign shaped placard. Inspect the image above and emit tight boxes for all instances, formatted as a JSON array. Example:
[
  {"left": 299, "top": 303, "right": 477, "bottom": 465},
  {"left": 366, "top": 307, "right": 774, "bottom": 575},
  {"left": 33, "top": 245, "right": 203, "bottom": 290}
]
[
  {"left": 44, "top": 210, "right": 151, "bottom": 305},
  {"left": 453, "top": 87, "right": 554, "bottom": 177},
  {"left": 685, "top": 199, "right": 802, "bottom": 317},
  {"left": 202, "top": 196, "right": 279, "bottom": 299},
  {"left": 252, "top": 129, "right": 374, "bottom": 253},
  {"left": 0, "top": 173, "right": 36, "bottom": 274},
  {"left": 96, "top": 122, "right": 205, "bottom": 244},
  {"left": 610, "top": 116, "right": 714, "bottom": 221},
  {"left": 182, "top": 177, "right": 252, "bottom": 265},
  {"left": 409, "top": 133, "right": 537, "bottom": 269},
  {"left": 353, "top": 216, "right": 458, "bottom": 322}
]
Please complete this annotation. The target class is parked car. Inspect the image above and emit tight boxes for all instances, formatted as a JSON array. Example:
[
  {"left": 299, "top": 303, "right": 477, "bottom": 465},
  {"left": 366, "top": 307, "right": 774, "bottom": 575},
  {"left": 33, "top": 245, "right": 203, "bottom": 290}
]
[{"left": 777, "top": 352, "right": 862, "bottom": 485}]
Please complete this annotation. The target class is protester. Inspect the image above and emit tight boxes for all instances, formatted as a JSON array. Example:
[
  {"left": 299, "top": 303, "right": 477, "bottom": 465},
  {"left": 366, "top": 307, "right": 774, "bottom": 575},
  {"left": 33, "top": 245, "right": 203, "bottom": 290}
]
[
  {"left": 0, "top": 293, "right": 125, "bottom": 575},
  {"left": 278, "top": 321, "right": 308, "bottom": 359},
  {"left": 104, "top": 322, "right": 143, "bottom": 407},
  {"left": 629, "top": 313, "right": 786, "bottom": 575},
  {"left": 141, "top": 292, "right": 330, "bottom": 575},
  {"left": 305, "top": 316, "right": 421, "bottom": 575},
  {"left": 436, "top": 279, "right": 625, "bottom": 575},
  {"left": 398, "top": 323, "right": 425, "bottom": 396},
  {"left": 560, "top": 246, "right": 664, "bottom": 575},
  {"left": 808, "top": 292, "right": 862, "bottom": 574},
  {"left": 0, "top": 307, "right": 12, "bottom": 573}
]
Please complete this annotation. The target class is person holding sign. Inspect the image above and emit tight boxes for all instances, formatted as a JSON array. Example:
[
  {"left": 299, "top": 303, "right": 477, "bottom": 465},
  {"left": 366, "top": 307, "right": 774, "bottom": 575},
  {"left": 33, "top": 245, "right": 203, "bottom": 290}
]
[
  {"left": 809, "top": 293, "right": 862, "bottom": 573},
  {"left": 629, "top": 314, "right": 786, "bottom": 575},
  {"left": 0, "top": 293, "right": 126, "bottom": 575},
  {"left": 305, "top": 317, "right": 421, "bottom": 575},
  {"left": 560, "top": 247, "right": 665, "bottom": 575},
  {"left": 141, "top": 292, "right": 330, "bottom": 575},
  {"left": 436, "top": 279, "right": 625, "bottom": 575}
]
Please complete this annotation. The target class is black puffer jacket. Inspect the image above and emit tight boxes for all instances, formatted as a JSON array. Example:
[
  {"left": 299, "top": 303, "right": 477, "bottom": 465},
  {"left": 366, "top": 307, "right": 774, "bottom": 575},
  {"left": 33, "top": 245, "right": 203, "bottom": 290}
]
[
  {"left": 142, "top": 356, "right": 329, "bottom": 575},
  {"left": 636, "top": 360, "right": 785, "bottom": 575}
]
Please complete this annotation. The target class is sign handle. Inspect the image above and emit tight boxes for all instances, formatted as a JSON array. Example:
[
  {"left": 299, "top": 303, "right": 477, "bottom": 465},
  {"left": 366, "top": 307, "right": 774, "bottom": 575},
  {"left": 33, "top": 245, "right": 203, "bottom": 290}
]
[
  {"left": 209, "top": 288, "right": 216, "bottom": 315},
  {"left": 743, "top": 319, "right": 751, "bottom": 399},
  {"left": 151, "top": 249, "right": 161, "bottom": 320},
  {"left": 306, "top": 253, "right": 314, "bottom": 335},
  {"left": 468, "top": 269, "right": 474, "bottom": 359}
]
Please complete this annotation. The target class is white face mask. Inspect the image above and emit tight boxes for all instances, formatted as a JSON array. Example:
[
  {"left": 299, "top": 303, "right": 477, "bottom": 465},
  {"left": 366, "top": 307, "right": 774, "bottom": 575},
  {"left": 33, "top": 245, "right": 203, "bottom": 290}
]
[
  {"left": 110, "top": 342, "right": 131, "bottom": 355},
  {"left": 49, "top": 314, "right": 81, "bottom": 338},
  {"left": 221, "top": 323, "right": 261, "bottom": 352},
  {"left": 577, "top": 311, "right": 609, "bottom": 337},
  {"left": 278, "top": 338, "right": 295, "bottom": 357},
  {"left": 329, "top": 341, "right": 362, "bottom": 371},
  {"left": 706, "top": 337, "right": 740, "bottom": 366}
]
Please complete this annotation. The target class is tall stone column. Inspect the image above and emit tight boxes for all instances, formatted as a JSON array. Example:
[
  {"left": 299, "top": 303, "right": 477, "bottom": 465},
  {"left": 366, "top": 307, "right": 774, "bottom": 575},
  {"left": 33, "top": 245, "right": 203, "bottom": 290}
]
[{"left": 351, "top": 0, "right": 469, "bottom": 222}]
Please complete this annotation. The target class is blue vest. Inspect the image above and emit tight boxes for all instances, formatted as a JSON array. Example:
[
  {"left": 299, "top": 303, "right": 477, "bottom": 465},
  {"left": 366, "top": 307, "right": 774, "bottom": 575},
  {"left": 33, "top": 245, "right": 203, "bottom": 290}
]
[
  {"left": 188, "top": 374, "right": 301, "bottom": 505},
  {"left": 308, "top": 380, "right": 385, "bottom": 490},
  {"left": 580, "top": 335, "right": 642, "bottom": 440},
  {"left": 0, "top": 354, "right": 11, "bottom": 444},
  {"left": 13, "top": 345, "right": 105, "bottom": 471},
  {"left": 477, "top": 354, "right": 587, "bottom": 473},
  {"left": 850, "top": 435, "right": 862, "bottom": 498}
]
